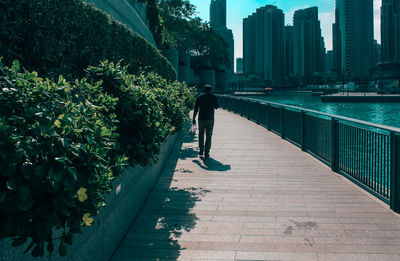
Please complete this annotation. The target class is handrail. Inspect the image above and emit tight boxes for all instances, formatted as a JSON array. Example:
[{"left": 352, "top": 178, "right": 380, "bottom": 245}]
[
  {"left": 217, "top": 94, "right": 400, "bottom": 213},
  {"left": 217, "top": 95, "right": 400, "bottom": 133}
]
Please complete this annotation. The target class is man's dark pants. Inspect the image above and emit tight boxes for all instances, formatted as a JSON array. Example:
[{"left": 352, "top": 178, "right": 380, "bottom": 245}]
[{"left": 198, "top": 120, "right": 214, "bottom": 155}]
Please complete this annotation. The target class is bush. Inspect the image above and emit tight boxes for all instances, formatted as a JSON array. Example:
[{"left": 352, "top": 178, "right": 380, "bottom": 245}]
[
  {"left": 0, "top": 60, "right": 126, "bottom": 257},
  {"left": 0, "top": 0, "right": 176, "bottom": 81},
  {"left": 86, "top": 61, "right": 196, "bottom": 166}
]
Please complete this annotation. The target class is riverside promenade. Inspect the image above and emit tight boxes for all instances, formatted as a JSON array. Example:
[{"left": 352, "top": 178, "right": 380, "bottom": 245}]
[{"left": 112, "top": 109, "right": 400, "bottom": 261}]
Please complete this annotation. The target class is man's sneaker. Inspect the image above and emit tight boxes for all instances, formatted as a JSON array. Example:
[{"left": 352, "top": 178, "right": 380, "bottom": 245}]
[{"left": 204, "top": 153, "right": 210, "bottom": 159}]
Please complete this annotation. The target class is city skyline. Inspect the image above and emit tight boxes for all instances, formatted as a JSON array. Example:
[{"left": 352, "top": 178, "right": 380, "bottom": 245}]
[{"left": 189, "top": 0, "right": 383, "bottom": 62}]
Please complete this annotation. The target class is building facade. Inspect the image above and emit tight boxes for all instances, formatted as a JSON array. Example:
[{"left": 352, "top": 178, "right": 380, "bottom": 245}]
[
  {"left": 236, "top": 58, "right": 244, "bottom": 73},
  {"left": 293, "top": 7, "right": 325, "bottom": 81},
  {"left": 210, "top": 0, "right": 226, "bottom": 28},
  {"left": 210, "top": 0, "right": 234, "bottom": 74},
  {"left": 243, "top": 5, "right": 285, "bottom": 83},
  {"left": 381, "top": 0, "right": 400, "bottom": 63},
  {"left": 284, "top": 25, "right": 294, "bottom": 79},
  {"left": 335, "top": 0, "right": 374, "bottom": 81}
]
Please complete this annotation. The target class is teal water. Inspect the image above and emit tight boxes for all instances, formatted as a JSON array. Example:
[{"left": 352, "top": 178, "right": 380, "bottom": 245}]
[{"left": 251, "top": 92, "right": 400, "bottom": 128}]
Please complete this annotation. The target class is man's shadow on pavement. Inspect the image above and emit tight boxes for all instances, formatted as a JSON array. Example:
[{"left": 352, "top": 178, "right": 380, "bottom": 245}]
[{"left": 192, "top": 157, "right": 231, "bottom": 172}]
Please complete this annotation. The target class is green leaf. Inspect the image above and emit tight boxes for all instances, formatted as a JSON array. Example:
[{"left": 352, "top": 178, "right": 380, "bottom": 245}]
[
  {"left": 6, "top": 180, "right": 17, "bottom": 191},
  {"left": 58, "top": 242, "right": 67, "bottom": 256},
  {"left": 67, "top": 167, "right": 78, "bottom": 181},
  {"left": 100, "top": 126, "right": 112, "bottom": 137}
]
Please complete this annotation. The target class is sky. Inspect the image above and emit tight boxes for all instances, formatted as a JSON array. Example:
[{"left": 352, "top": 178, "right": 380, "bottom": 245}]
[{"left": 189, "top": 0, "right": 382, "bottom": 63}]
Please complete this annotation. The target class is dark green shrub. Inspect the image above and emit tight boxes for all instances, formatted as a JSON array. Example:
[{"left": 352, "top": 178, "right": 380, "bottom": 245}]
[
  {"left": 86, "top": 61, "right": 196, "bottom": 166},
  {"left": 0, "top": 0, "right": 176, "bottom": 81},
  {"left": 86, "top": 61, "right": 168, "bottom": 166},
  {"left": 0, "top": 60, "right": 126, "bottom": 257},
  {"left": 134, "top": 72, "right": 196, "bottom": 132}
]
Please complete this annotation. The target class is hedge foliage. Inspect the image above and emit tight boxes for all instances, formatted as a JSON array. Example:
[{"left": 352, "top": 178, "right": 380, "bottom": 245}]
[
  {"left": 0, "top": 60, "right": 196, "bottom": 257},
  {"left": 0, "top": 0, "right": 176, "bottom": 81}
]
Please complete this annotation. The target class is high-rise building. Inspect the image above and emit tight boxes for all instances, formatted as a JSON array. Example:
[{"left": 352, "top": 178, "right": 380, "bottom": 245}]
[
  {"left": 243, "top": 15, "right": 256, "bottom": 75},
  {"left": 326, "top": 50, "right": 334, "bottom": 73},
  {"left": 332, "top": 6, "right": 342, "bottom": 80},
  {"left": 210, "top": 0, "right": 234, "bottom": 73},
  {"left": 374, "top": 40, "right": 382, "bottom": 65},
  {"left": 293, "top": 7, "right": 325, "bottom": 80},
  {"left": 236, "top": 58, "right": 244, "bottom": 73},
  {"left": 381, "top": 0, "right": 400, "bottom": 62},
  {"left": 210, "top": 0, "right": 226, "bottom": 28},
  {"left": 335, "top": 0, "right": 374, "bottom": 81},
  {"left": 284, "top": 25, "right": 294, "bottom": 79},
  {"left": 243, "top": 5, "right": 285, "bottom": 83}
]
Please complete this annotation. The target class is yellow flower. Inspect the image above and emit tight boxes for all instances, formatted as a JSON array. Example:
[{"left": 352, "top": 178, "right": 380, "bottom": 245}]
[
  {"left": 82, "top": 213, "right": 93, "bottom": 226},
  {"left": 77, "top": 187, "right": 88, "bottom": 202},
  {"left": 54, "top": 119, "right": 61, "bottom": 128}
]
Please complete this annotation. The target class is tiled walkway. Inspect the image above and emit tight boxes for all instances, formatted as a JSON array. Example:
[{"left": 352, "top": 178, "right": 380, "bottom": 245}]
[{"left": 112, "top": 109, "right": 400, "bottom": 261}]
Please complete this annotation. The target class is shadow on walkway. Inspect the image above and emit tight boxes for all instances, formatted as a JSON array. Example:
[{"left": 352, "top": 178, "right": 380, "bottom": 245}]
[
  {"left": 192, "top": 157, "right": 231, "bottom": 172},
  {"left": 112, "top": 127, "right": 210, "bottom": 260}
]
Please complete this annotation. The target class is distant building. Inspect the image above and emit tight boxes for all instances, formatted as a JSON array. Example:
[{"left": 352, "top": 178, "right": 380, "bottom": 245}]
[
  {"left": 236, "top": 58, "right": 243, "bottom": 73},
  {"left": 243, "top": 5, "right": 285, "bottom": 84},
  {"left": 335, "top": 0, "right": 374, "bottom": 81},
  {"left": 332, "top": 6, "right": 342, "bottom": 81},
  {"left": 210, "top": 0, "right": 226, "bottom": 28},
  {"left": 284, "top": 25, "right": 294, "bottom": 79},
  {"left": 381, "top": 0, "right": 400, "bottom": 63},
  {"left": 374, "top": 40, "right": 382, "bottom": 65},
  {"left": 326, "top": 50, "right": 334, "bottom": 73},
  {"left": 293, "top": 7, "right": 325, "bottom": 81},
  {"left": 210, "top": 0, "right": 234, "bottom": 74}
]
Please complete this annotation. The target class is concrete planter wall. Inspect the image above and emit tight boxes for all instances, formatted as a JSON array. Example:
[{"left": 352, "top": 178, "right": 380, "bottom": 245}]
[
  {"left": 161, "top": 49, "right": 179, "bottom": 80},
  {"left": 0, "top": 133, "right": 179, "bottom": 261}
]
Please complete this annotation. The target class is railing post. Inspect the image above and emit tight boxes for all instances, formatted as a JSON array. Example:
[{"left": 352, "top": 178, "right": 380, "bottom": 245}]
[
  {"left": 390, "top": 132, "right": 400, "bottom": 213},
  {"left": 281, "top": 106, "right": 285, "bottom": 139},
  {"left": 256, "top": 102, "right": 260, "bottom": 124},
  {"left": 301, "top": 111, "right": 306, "bottom": 151},
  {"left": 331, "top": 118, "right": 339, "bottom": 172},
  {"left": 267, "top": 104, "right": 271, "bottom": 131}
]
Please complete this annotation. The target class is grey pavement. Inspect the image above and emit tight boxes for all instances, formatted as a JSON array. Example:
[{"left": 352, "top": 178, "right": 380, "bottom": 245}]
[{"left": 111, "top": 109, "right": 400, "bottom": 261}]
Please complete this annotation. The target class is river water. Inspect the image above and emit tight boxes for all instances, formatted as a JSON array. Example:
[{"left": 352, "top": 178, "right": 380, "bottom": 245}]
[{"left": 250, "top": 91, "right": 400, "bottom": 128}]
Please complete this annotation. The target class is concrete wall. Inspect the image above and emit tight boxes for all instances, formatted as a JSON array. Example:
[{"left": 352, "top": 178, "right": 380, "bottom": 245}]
[
  {"left": 0, "top": 133, "right": 179, "bottom": 261},
  {"left": 87, "top": 0, "right": 157, "bottom": 46}
]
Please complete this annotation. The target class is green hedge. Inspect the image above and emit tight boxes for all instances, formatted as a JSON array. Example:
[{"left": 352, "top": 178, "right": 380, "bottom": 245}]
[
  {"left": 0, "top": 60, "right": 196, "bottom": 257},
  {"left": 0, "top": 60, "right": 126, "bottom": 257},
  {"left": 0, "top": 0, "right": 176, "bottom": 81}
]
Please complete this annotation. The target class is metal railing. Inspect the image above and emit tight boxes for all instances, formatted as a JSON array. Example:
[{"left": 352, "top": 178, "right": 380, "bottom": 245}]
[{"left": 217, "top": 95, "right": 400, "bottom": 213}]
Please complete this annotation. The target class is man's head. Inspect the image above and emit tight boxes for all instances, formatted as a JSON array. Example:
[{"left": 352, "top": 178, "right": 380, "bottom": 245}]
[{"left": 204, "top": 84, "right": 212, "bottom": 94}]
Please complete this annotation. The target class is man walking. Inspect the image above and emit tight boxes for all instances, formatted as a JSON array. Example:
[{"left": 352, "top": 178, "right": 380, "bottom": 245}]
[{"left": 192, "top": 84, "right": 219, "bottom": 159}]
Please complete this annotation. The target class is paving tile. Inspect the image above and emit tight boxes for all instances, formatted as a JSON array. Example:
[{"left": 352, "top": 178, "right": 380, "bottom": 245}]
[{"left": 111, "top": 110, "right": 400, "bottom": 260}]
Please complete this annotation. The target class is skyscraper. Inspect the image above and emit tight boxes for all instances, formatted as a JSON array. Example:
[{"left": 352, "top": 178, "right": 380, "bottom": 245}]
[
  {"left": 335, "top": 0, "right": 374, "bottom": 81},
  {"left": 293, "top": 7, "right": 325, "bottom": 81},
  {"left": 381, "top": 0, "right": 400, "bottom": 63},
  {"left": 209, "top": 0, "right": 234, "bottom": 73},
  {"left": 284, "top": 25, "right": 294, "bottom": 79},
  {"left": 210, "top": 0, "right": 226, "bottom": 28},
  {"left": 243, "top": 5, "right": 285, "bottom": 83}
]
